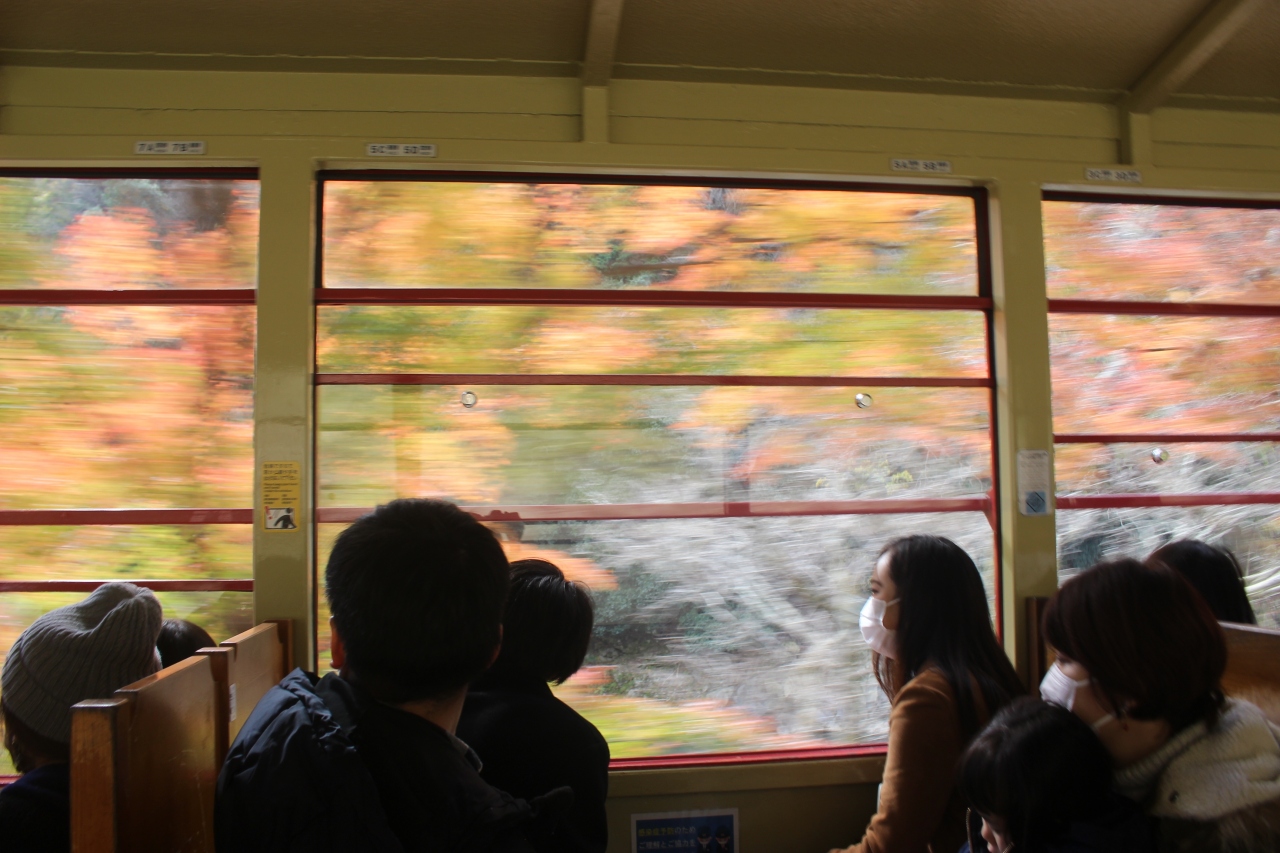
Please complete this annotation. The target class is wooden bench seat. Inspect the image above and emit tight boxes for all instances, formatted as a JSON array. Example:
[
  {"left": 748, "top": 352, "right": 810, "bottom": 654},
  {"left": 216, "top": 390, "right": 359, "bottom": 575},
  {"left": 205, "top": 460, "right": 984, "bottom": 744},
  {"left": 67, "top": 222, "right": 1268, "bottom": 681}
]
[
  {"left": 71, "top": 654, "right": 219, "bottom": 853},
  {"left": 69, "top": 619, "right": 293, "bottom": 853},
  {"left": 1221, "top": 621, "right": 1280, "bottom": 725}
]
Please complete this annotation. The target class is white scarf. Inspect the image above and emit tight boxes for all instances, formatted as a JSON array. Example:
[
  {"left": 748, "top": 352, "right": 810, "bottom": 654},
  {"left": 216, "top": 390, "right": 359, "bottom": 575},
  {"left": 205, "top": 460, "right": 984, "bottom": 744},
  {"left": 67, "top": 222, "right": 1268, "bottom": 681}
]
[{"left": 1114, "top": 698, "right": 1280, "bottom": 820}]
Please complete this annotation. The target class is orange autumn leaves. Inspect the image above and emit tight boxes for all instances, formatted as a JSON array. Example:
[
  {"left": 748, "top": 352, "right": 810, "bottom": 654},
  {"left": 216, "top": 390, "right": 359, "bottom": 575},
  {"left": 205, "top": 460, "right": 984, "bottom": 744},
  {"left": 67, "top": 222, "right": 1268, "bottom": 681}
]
[{"left": 0, "top": 180, "right": 258, "bottom": 516}]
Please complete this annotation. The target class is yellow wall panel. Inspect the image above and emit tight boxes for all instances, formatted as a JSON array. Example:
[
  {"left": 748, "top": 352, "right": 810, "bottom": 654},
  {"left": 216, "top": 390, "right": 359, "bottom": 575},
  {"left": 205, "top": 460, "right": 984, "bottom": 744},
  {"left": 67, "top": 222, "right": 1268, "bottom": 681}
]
[
  {"left": 0, "top": 106, "right": 580, "bottom": 142},
  {"left": 611, "top": 116, "right": 1117, "bottom": 162}
]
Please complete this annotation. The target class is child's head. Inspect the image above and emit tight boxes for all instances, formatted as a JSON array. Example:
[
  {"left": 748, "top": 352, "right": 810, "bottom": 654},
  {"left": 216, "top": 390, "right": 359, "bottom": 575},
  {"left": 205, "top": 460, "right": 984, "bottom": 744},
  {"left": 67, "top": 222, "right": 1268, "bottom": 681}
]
[
  {"left": 1, "top": 582, "right": 162, "bottom": 771},
  {"left": 324, "top": 498, "right": 510, "bottom": 704},
  {"left": 156, "top": 618, "right": 216, "bottom": 668},
  {"left": 959, "top": 696, "right": 1112, "bottom": 852},
  {"left": 491, "top": 559, "right": 594, "bottom": 685}
]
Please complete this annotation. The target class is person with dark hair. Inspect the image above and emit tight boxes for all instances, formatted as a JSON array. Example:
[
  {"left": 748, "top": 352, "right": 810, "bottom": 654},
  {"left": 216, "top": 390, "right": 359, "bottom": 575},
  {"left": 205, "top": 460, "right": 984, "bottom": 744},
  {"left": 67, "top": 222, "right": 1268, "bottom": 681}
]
[
  {"left": 217, "top": 498, "right": 567, "bottom": 853},
  {"left": 830, "top": 535, "right": 1024, "bottom": 853},
  {"left": 957, "top": 697, "right": 1153, "bottom": 852},
  {"left": 1042, "top": 558, "right": 1280, "bottom": 853},
  {"left": 156, "top": 618, "right": 216, "bottom": 668},
  {"left": 458, "top": 559, "right": 609, "bottom": 853},
  {"left": 1145, "top": 539, "right": 1257, "bottom": 625},
  {"left": 0, "top": 582, "right": 163, "bottom": 853}
]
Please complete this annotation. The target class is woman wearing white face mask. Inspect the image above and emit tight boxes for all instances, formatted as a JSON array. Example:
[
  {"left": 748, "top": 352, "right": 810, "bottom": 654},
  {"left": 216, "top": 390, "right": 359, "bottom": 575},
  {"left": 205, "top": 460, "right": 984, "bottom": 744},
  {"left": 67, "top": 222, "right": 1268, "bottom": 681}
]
[
  {"left": 1042, "top": 558, "right": 1280, "bottom": 853},
  {"left": 830, "top": 535, "right": 1024, "bottom": 853}
]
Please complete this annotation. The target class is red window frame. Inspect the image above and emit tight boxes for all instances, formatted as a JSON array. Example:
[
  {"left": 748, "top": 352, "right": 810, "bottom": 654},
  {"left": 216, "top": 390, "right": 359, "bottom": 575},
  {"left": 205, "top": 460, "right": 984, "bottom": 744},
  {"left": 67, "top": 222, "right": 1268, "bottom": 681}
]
[
  {"left": 314, "top": 172, "right": 1001, "bottom": 768},
  {"left": 0, "top": 169, "right": 259, "bottom": 598},
  {"left": 1045, "top": 191, "right": 1280, "bottom": 518}
]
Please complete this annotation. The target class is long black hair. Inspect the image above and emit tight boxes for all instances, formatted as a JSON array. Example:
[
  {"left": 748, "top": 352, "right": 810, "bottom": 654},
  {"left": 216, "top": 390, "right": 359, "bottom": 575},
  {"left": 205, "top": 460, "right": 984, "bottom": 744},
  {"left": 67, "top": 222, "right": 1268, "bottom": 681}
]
[
  {"left": 1146, "top": 539, "right": 1256, "bottom": 625},
  {"left": 959, "top": 697, "right": 1113, "bottom": 851},
  {"left": 873, "top": 535, "right": 1023, "bottom": 736}
]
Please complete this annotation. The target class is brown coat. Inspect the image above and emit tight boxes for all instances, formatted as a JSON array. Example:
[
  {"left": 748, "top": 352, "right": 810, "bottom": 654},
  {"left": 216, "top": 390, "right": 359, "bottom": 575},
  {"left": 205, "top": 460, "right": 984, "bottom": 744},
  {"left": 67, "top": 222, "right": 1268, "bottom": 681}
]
[{"left": 837, "top": 667, "right": 984, "bottom": 853}]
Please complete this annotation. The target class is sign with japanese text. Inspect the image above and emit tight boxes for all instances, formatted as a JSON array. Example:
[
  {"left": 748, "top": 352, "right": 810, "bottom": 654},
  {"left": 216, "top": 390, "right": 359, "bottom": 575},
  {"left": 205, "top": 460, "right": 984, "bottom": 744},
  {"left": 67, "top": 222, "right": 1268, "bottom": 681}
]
[
  {"left": 262, "top": 461, "right": 301, "bottom": 530},
  {"left": 632, "top": 809, "right": 738, "bottom": 853}
]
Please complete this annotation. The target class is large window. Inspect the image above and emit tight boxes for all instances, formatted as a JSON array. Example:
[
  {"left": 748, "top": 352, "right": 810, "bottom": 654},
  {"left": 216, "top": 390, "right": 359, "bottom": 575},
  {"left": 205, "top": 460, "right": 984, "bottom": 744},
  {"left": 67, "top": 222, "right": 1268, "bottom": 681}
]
[
  {"left": 1045, "top": 195, "right": 1280, "bottom": 628},
  {"left": 317, "top": 176, "right": 997, "bottom": 758},
  {"left": 0, "top": 173, "right": 260, "bottom": 773}
]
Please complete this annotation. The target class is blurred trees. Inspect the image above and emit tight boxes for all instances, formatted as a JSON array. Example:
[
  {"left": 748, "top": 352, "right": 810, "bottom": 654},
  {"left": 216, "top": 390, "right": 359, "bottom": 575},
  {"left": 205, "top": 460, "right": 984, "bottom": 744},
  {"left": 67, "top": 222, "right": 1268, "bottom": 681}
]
[
  {"left": 0, "top": 178, "right": 260, "bottom": 687},
  {"left": 318, "top": 182, "right": 992, "bottom": 753},
  {"left": 1045, "top": 202, "right": 1280, "bottom": 625}
]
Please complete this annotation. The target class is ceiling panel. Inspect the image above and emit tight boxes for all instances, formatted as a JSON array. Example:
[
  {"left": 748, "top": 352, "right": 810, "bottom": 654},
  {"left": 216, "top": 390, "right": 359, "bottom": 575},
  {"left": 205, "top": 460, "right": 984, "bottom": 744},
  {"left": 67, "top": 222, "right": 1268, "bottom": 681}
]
[
  {"left": 613, "top": 0, "right": 1206, "bottom": 93},
  {"left": 0, "top": 0, "right": 1276, "bottom": 104},
  {"left": 1181, "top": 0, "right": 1280, "bottom": 100}
]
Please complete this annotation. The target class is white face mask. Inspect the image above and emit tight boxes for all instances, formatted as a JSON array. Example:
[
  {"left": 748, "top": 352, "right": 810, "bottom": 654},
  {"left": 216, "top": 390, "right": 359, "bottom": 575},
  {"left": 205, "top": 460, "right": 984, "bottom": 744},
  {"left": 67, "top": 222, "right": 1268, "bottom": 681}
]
[
  {"left": 1039, "top": 662, "right": 1115, "bottom": 732},
  {"left": 860, "top": 596, "right": 900, "bottom": 659}
]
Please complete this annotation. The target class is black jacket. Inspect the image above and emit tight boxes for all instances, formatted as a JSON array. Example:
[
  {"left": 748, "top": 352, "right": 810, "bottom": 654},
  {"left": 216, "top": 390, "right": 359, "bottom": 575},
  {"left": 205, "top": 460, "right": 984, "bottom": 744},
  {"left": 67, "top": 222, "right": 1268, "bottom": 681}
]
[
  {"left": 0, "top": 763, "right": 70, "bottom": 853},
  {"left": 458, "top": 671, "right": 610, "bottom": 853},
  {"left": 961, "top": 796, "right": 1155, "bottom": 853},
  {"left": 216, "top": 669, "right": 555, "bottom": 853}
]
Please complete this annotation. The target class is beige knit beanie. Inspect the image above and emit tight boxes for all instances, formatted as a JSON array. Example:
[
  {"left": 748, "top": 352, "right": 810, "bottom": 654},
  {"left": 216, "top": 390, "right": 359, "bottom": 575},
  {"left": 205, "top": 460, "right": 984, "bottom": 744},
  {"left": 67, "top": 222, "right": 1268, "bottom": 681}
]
[{"left": 1, "top": 582, "right": 163, "bottom": 744}]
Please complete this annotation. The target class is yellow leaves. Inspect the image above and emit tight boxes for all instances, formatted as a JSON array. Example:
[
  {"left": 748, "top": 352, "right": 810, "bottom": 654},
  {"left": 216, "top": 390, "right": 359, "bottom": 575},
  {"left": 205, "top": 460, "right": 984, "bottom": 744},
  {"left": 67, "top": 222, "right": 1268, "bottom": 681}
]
[{"left": 524, "top": 318, "right": 658, "bottom": 373}]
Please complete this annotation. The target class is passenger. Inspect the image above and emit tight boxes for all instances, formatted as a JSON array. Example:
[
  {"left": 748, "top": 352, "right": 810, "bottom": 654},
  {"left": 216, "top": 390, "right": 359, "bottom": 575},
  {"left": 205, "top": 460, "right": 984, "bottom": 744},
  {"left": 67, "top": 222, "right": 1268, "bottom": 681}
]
[
  {"left": 830, "top": 535, "right": 1024, "bottom": 853},
  {"left": 1042, "top": 558, "right": 1280, "bottom": 853},
  {"left": 957, "top": 697, "right": 1153, "bottom": 853},
  {"left": 457, "top": 559, "right": 609, "bottom": 853},
  {"left": 156, "top": 618, "right": 216, "bottom": 668},
  {"left": 1145, "top": 539, "right": 1257, "bottom": 624},
  {"left": 216, "top": 498, "right": 568, "bottom": 853},
  {"left": 0, "top": 582, "right": 163, "bottom": 853}
]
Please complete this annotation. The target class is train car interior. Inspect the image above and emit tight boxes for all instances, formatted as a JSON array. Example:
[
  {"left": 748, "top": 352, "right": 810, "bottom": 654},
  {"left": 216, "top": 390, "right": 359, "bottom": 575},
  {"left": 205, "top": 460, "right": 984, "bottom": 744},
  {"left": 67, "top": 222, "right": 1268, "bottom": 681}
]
[{"left": 1, "top": 0, "right": 1278, "bottom": 850}]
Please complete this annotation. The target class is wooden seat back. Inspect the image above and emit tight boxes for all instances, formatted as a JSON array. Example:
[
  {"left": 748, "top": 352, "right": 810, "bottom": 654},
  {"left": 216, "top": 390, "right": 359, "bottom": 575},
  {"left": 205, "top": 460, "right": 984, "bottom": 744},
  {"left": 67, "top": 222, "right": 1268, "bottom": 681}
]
[
  {"left": 199, "top": 619, "right": 292, "bottom": 763},
  {"left": 1221, "top": 621, "right": 1280, "bottom": 725},
  {"left": 71, "top": 654, "right": 220, "bottom": 853},
  {"left": 1025, "top": 596, "right": 1052, "bottom": 691}
]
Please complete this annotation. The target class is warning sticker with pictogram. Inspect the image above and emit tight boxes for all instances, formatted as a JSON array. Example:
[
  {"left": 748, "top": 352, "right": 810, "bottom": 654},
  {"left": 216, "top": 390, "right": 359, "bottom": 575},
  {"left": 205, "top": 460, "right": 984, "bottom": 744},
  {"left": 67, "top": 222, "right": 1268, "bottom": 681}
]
[{"left": 262, "top": 461, "right": 301, "bottom": 531}]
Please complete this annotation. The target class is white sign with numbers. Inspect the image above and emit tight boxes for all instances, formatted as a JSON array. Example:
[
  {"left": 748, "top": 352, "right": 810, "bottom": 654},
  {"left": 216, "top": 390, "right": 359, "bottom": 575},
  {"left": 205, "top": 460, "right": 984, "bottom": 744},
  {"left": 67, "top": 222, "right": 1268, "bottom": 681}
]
[
  {"left": 891, "top": 159, "right": 952, "bottom": 174},
  {"left": 366, "top": 143, "right": 438, "bottom": 157},
  {"left": 135, "top": 141, "right": 206, "bottom": 155},
  {"left": 1085, "top": 168, "right": 1142, "bottom": 184}
]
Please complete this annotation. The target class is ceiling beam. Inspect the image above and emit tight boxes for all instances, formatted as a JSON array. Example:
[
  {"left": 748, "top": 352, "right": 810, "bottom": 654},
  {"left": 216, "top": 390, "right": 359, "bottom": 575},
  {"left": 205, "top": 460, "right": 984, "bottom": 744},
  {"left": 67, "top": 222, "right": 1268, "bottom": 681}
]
[
  {"left": 580, "top": 0, "right": 625, "bottom": 143},
  {"left": 1120, "top": 0, "right": 1266, "bottom": 115},
  {"left": 581, "top": 0, "right": 625, "bottom": 88}
]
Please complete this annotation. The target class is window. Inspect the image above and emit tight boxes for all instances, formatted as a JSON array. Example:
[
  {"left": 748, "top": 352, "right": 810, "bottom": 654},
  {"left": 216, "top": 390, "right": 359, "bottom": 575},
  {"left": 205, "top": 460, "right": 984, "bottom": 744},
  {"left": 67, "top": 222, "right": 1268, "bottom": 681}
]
[
  {"left": 0, "top": 173, "right": 260, "bottom": 772},
  {"left": 317, "top": 176, "right": 997, "bottom": 758},
  {"left": 1045, "top": 195, "right": 1280, "bottom": 628}
]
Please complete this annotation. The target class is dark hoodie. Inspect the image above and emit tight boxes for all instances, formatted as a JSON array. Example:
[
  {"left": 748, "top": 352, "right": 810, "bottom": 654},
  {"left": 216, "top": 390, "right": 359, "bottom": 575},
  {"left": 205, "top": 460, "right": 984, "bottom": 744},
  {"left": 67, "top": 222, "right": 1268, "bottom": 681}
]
[
  {"left": 216, "top": 669, "right": 566, "bottom": 853},
  {"left": 961, "top": 795, "right": 1155, "bottom": 853},
  {"left": 0, "top": 763, "right": 70, "bottom": 853}
]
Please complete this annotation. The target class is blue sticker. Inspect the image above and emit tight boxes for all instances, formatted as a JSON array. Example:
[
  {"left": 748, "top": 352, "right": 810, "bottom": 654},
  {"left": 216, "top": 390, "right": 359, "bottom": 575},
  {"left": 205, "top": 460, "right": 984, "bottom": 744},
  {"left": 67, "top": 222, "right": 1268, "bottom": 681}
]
[{"left": 633, "top": 810, "right": 738, "bottom": 853}]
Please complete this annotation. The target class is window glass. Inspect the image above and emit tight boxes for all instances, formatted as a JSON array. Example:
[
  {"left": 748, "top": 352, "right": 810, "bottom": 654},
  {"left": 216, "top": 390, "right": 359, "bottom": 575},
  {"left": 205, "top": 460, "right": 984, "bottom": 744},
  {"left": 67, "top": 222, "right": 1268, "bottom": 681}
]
[
  {"left": 322, "top": 182, "right": 978, "bottom": 295},
  {"left": 317, "top": 306, "right": 987, "bottom": 377},
  {"left": 1049, "top": 314, "right": 1280, "bottom": 434},
  {"left": 0, "top": 305, "right": 255, "bottom": 508},
  {"left": 0, "top": 175, "right": 258, "bottom": 742},
  {"left": 1044, "top": 201, "right": 1280, "bottom": 303},
  {"left": 319, "top": 178, "right": 992, "bottom": 758},
  {"left": 318, "top": 385, "right": 992, "bottom": 508},
  {"left": 1056, "top": 443, "right": 1280, "bottom": 496},
  {"left": 317, "top": 512, "right": 994, "bottom": 756},
  {"left": 1056, "top": 507, "right": 1280, "bottom": 629},
  {"left": 0, "top": 525, "right": 252, "bottom": 581},
  {"left": 0, "top": 177, "right": 259, "bottom": 290},
  {"left": 1046, "top": 199, "right": 1280, "bottom": 627}
]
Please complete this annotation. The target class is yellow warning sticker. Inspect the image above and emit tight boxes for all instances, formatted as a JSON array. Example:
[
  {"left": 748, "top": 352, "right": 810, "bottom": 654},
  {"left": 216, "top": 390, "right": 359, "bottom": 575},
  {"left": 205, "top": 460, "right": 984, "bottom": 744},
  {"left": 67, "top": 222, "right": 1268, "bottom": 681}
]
[{"left": 262, "top": 461, "right": 301, "bottom": 531}]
